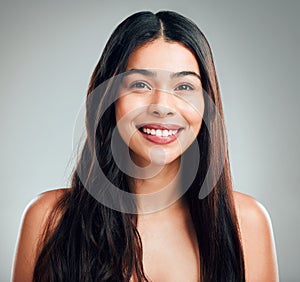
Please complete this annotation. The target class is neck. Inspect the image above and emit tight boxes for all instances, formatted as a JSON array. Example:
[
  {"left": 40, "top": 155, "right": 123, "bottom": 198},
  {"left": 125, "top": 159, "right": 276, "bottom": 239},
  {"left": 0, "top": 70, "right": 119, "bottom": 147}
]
[{"left": 129, "top": 158, "right": 187, "bottom": 214}]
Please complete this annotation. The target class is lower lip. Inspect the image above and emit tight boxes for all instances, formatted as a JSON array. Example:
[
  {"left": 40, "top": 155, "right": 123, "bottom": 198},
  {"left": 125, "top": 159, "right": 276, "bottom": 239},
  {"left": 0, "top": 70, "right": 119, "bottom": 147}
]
[{"left": 139, "top": 130, "right": 181, "bottom": 144}]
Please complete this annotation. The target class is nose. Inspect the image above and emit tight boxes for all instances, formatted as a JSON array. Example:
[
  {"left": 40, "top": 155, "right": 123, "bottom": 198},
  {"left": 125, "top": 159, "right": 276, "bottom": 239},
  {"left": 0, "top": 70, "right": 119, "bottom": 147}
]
[{"left": 147, "top": 89, "right": 175, "bottom": 118}]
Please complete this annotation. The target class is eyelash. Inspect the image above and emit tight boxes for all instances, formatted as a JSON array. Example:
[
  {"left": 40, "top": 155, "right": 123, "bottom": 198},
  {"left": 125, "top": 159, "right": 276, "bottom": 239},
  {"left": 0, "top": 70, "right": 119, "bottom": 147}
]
[
  {"left": 174, "top": 84, "right": 194, "bottom": 91},
  {"left": 128, "top": 81, "right": 195, "bottom": 93},
  {"left": 129, "top": 82, "right": 151, "bottom": 90}
]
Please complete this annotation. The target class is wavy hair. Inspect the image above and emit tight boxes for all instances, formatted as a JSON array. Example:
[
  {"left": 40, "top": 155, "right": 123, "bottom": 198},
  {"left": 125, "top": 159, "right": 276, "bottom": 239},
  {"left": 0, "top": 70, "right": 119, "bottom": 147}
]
[{"left": 33, "top": 11, "right": 245, "bottom": 281}]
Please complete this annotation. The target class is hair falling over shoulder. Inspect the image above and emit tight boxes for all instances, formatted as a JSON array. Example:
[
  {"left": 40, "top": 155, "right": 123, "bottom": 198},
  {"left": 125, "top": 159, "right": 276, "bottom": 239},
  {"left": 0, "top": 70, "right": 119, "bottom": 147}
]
[{"left": 33, "top": 11, "right": 245, "bottom": 282}]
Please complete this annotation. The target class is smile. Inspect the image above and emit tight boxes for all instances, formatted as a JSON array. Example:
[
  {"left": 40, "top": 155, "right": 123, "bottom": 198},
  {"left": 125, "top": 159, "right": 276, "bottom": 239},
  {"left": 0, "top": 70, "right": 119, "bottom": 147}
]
[
  {"left": 141, "top": 127, "right": 178, "bottom": 137},
  {"left": 137, "top": 124, "right": 184, "bottom": 144}
]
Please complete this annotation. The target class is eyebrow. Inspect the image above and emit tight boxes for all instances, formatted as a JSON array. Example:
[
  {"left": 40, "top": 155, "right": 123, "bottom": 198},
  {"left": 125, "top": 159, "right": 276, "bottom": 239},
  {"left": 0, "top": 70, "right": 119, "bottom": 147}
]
[
  {"left": 124, "top": 69, "right": 157, "bottom": 77},
  {"left": 124, "top": 69, "right": 201, "bottom": 81},
  {"left": 171, "top": 71, "right": 201, "bottom": 81}
]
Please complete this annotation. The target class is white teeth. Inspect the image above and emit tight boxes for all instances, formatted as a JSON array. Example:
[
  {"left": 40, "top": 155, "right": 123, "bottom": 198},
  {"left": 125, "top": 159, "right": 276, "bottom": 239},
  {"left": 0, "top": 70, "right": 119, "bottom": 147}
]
[
  {"left": 156, "top": 129, "right": 162, "bottom": 137},
  {"left": 141, "top": 127, "right": 179, "bottom": 137}
]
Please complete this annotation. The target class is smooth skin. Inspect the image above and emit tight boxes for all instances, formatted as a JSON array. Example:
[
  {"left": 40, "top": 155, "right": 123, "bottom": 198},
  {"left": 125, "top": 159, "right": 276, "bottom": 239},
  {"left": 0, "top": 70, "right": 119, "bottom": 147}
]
[
  {"left": 12, "top": 39, "right": 279, "bottom": 282},
  {"left": 12, "top": 189, "right": 279, "bottom": 282}
]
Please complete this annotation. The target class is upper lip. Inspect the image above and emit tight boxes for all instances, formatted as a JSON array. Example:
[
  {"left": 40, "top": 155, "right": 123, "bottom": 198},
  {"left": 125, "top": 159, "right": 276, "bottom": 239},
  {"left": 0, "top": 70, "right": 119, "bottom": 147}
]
[{"left": 136, "top": 123, "right": 184, "bottom": 131}]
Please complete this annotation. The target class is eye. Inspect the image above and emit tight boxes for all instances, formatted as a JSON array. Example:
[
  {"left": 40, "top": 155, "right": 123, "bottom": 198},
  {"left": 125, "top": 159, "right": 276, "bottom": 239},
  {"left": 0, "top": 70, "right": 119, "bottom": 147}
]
[
  {"left": 130, "top": 82, "right": 151, "bottom": 90},
  {"left": 175, "top": 84, "right": 194, "bottom": 91}
]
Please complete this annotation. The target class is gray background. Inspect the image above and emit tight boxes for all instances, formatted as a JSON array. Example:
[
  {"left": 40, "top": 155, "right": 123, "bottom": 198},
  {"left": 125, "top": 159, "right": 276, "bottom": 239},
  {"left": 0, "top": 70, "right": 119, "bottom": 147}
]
[{"left": 1, "top": 0, "right": 299, "bottom": 281}]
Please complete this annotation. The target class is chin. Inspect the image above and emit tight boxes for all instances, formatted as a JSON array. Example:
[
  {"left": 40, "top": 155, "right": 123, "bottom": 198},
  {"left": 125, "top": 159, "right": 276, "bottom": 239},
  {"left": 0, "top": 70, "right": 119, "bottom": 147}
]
[
  {"left": 130, "top": 147, "right": 180, "bottom": 168},
  {"left": 147, "top": 152, "right": 180, "bottom": 167}
]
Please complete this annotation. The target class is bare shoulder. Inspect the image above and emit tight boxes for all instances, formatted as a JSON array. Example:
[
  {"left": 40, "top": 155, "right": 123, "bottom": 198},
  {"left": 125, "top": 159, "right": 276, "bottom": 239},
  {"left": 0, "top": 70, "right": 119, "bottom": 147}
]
[
  {"left": 26, "top": 188, "right": 69, "bottom": 213},
  {"left": 233, "top": 191, "right": 276, "bottom": 243},
  {"left": 27, "top": 188, "right": 68, "bottom": 215},
  {"left": 232, "top": 191, "right": 279, "bottom": 282},
  {"left": 233, "top": 191, "right": 270, "bottom": 224},
  {"left": 20, "top": 188, "right": 68, "bottom": 233},
  {"left": 12, "top": 188, "right": 69, "bottom": 282}
]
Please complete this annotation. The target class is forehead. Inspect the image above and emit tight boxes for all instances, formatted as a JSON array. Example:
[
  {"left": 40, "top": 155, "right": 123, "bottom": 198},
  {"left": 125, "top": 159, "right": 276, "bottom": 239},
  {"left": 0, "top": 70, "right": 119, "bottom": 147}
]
[{"left": 126, "top": 38, "right": 200, "bottom": 75}]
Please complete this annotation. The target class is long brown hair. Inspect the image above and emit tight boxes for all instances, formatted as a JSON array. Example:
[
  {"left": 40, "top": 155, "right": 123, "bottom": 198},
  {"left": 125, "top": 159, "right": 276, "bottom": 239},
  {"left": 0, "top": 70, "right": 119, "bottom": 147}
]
[{"left": 33, "top": 11, "right": 245, "bottom": 281}]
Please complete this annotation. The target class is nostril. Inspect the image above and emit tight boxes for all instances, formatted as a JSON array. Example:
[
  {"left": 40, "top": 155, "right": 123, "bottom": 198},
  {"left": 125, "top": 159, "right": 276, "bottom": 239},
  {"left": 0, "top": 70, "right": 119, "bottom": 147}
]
[{"left": 148, "top": 104, "right": 175, "bottom": 118}]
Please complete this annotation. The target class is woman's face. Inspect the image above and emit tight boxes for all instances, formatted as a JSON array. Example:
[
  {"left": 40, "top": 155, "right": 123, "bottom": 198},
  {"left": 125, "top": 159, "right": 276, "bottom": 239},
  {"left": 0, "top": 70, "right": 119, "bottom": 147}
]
[{"left": 115, "top": 38, "right": 204, "bottom": 167}]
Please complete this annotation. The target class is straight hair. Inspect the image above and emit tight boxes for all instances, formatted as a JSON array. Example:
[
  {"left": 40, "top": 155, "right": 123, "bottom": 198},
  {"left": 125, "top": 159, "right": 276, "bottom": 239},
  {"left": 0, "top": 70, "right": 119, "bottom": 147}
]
[{"left": 33, "top": 11, "right": 245, "bottom": 281}]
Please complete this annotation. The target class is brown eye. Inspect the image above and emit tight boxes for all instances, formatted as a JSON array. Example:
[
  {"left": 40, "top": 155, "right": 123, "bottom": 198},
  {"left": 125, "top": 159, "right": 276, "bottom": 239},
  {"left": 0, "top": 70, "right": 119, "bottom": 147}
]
[
  {"left": 175, "top": 84, "right": 194, "bottom": 91},
  {"left": 130, "top": 82, "right": 151, "bottom": 90}
]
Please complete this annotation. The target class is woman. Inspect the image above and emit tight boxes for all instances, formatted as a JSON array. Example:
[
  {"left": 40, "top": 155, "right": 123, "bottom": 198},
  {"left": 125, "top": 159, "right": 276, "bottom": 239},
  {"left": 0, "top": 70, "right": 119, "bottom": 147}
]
[{"left": 12, "top": 11, "right": 279, "bottom": 281}]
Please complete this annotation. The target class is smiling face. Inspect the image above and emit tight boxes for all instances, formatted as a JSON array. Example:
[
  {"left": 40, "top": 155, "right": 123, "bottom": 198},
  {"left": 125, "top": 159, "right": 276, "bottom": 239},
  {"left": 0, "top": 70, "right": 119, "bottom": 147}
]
[{"left": 115, "top": 38, "right": 204, "bottom": 168}]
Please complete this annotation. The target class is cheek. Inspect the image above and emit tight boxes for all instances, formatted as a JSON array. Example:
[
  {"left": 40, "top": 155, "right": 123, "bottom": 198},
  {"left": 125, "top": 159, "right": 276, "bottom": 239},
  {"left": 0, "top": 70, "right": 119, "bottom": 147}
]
[
  {"left": 115, "top": 98, "right": 133, "bottom": 139},
  {"left": 177, "top": 98, "right": 205, "bottom": 135},
  {"left": 115, "top": 96, "right": 146, "bottom": 145},
  {"left": 187, "top": 112, "right": 203, "bottom": 140},
  {"left": 115, "top": 98, "right": 129, "bottom": 122},
  {"left": 115, "top": 96, "right": 145, "bottom": 121}
]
